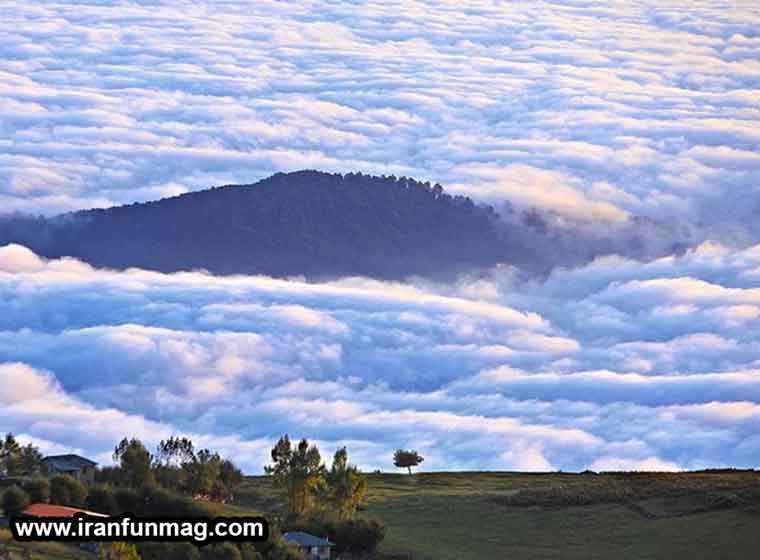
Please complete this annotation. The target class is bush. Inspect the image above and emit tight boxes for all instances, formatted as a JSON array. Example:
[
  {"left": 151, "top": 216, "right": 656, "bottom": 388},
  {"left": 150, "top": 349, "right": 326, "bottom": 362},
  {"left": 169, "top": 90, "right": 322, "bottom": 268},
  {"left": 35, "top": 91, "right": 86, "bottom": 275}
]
[
  {"left": 139, "top": 486, "right": 211, "bottom": 517},
  {"left": 108, "top": 485, "right": 211, "bottom": 518},
  {"left": 138, "top": 542, "right": 200, "bottom": 560},
  {"left": 337, "top": 518, "right": 385, "bottom": 556},
  {"left": 98, "top": 542, "right": 141, "bottom": 560},
  {"left": 22, "top": 478, "right": 51, "bottom": 503},
  {"left": 114, "top": 487, "right": 142, "bottom": 513},
  {"left": 200, "top": 543, "right": 242, "bottom": 560},
  {"left": 239, "top": 544, "right": 263, "bottom": 560},
  {"left": 86, "top": 485, "right": 119, "bottom": 515},
  {"left": 261, "top": 538, "right": 303, "bottom": 560},
  {"left": 2, "top": 486, "right": 30, "bottom": 517},
  {"left": 138, "top": 542, "right": 261, "bottom": 560},
  {"left": 95, "top": 465, "right": 126, "bottom": 486},
  {"left": 50, "top": 474, "right": 88, "bottom": 507},
  {"left": 286, "top": 515, "right": 384, "bottom": 557}
]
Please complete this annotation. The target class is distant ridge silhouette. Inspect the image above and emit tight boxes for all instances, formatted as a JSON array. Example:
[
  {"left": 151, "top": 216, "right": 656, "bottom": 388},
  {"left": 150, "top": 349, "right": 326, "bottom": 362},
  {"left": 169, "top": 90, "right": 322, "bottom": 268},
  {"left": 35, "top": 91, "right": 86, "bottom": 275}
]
[{"left": 0, "top": 170, "right": 509, "bottom": 280}]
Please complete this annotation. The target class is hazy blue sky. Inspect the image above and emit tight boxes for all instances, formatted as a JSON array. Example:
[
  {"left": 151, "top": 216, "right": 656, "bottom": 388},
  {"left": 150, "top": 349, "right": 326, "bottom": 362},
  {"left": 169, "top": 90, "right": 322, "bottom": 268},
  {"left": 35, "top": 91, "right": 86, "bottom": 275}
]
[{"left": 1, "top": 0, "right": 759, "bottom": 472}]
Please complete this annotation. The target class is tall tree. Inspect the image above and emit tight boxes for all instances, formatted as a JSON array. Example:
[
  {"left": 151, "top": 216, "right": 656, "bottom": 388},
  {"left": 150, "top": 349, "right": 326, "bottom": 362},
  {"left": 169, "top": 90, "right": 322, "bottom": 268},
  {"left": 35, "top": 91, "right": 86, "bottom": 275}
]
[
  {"left": 393, "top": 449, "right": 424, "bottom": 475},
  {"left": 182, "top": 449, "right": 221, "bottom": 498},
  {"left": 50, "top": 474, "right": 87, "bottom": 507},
  {"left": 322, "top": 447, "right": 367, "bottom": 519},
  {"left": 114, "top": 438, "right": 154, "bottom": 488},
  {"left": 0, "top": 434, "right": 41, "bottom": 476},
  {"left": 155, "top": 437, "right": 195, "bottom": 467},
  {"left": 0, "top": 433, "right": 21, "bottom": 475},
  {"left": 216, "top": 458, "right": 244, "bottom": 501},
  {"left": 154, "top": 437, "right": 196, "bottom": 492},
  {"left": 18, "top": 443, "right": 43, "bottom": 475},
  {"left": 265, "top": 435, "right": 325, "bottom": 515}
]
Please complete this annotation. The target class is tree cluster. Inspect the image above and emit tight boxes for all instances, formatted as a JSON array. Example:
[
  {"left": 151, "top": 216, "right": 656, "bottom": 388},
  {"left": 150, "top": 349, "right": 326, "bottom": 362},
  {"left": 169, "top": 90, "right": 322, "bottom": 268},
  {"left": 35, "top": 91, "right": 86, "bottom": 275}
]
[
  {"left": 266, "top": 436, "right": 367, "bottom": 519},
  {"left": 0, "top": 170, "right": 508, "bottom": 280},
  {"left": 0, "top": 433, "right": 42, "bottom": 477},
  {"left": 97, "top": 437, "right": 243, "bottom": 502},
  {"left": 0, "top": 434, "right": 308, "bottom": 560},
  {"left": 1, "top": 475, "right": 87, "bottom": 516},
  {"left": 266, "top": 435, "right": 383, "bottom": 556}
]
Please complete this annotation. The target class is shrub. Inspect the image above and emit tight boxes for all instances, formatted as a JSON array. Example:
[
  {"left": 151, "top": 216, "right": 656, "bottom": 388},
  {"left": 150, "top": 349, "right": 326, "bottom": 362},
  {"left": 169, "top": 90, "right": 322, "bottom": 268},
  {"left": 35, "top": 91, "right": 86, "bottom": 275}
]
[
  {"left": 108, "top": 485, "right": 211, "bottom": 517},
  {"left": 200, "top": 543, "right": 242, "bottom": 560},
  {"left": 261, "top": 538, "right": 303, "bottom": 560},
  {"left": 239, "top": 544, "right": 263, "bottom": 560},
  {"left": 138, "top": 542, "right": 200, "bottom": 560},
  {"left": 287, "top": 514, "right": 385, "bottom": 557},
  {"left": 337, "top": 518, "right": 385, "bottom": 556},
  {"left": 139, "top": 485, "right": 210, "bottom": 517},
  {"left": 50, "top": 474, "right": 87, "bottom": 507},
  {"left": 22, "top": 478, "right": 51, "bottom": 503},
  {"left": 114, "top": 487, "right": 142, "bottom": 513},
  {"left": 95, "top": 465, "right": 126, "bottom": 486},
  {"left": 139, "top": 542, "right": 261, "bottom": 560},
  {"left": 86, "top": 485, "right": 119, "bottom": 515},
  {"left": 2, "top": 486, "right": 30, "bottom": 517},
  {"left": 98, "top": 541, "right": 141, "bottom": 560}
]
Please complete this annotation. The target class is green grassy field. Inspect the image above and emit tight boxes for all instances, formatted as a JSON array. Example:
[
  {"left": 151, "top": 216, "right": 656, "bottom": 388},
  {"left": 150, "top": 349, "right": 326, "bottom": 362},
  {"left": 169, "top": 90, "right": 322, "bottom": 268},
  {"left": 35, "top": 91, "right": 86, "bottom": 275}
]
[
  {"left": 3, "top": 471, "right": 759, "bottom": 559},
  {"left": 238, "top": 471, "right": 760, "bottom": 560}
]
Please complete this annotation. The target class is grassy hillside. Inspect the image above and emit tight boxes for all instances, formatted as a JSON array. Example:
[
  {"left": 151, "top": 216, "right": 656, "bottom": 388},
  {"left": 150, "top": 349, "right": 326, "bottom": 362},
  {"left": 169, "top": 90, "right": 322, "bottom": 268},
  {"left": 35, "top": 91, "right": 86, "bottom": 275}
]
[
  {"left": 239, "top": 471, "right": 760, "bottom": 560},
  {"left": 3, "top": 471, "right": 759, "bottom": 559}
]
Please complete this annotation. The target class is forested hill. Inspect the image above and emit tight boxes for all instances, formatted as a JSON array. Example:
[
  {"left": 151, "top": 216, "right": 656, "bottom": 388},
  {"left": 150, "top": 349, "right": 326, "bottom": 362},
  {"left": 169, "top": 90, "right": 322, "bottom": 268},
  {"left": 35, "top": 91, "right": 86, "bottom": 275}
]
[{"left": 0, "top": 171, "right": 511, "bottom": 279}]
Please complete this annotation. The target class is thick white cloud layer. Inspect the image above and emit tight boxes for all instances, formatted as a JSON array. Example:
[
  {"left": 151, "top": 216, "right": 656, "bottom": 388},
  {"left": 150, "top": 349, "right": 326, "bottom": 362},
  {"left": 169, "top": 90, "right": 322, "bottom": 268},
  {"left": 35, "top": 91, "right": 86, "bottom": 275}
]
[
  {"left": 2, "top": 1, "right": 759, "bottom": 472},
  {"left": 1, "top": 0, "right": 759, "bottom": 247},
  {"left": 1, "top": 244, "right": 759, "bottom": 472}
]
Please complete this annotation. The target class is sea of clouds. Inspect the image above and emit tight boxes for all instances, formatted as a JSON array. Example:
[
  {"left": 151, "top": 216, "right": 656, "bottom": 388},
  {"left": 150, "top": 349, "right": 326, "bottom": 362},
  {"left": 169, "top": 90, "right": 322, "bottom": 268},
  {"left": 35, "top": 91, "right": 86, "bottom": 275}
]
[
  {"left": 2, "top": 242, "right": 760, "bottom": 472},
  {"left": 1, "top": 0, "right": 759, "bottom": 471}
]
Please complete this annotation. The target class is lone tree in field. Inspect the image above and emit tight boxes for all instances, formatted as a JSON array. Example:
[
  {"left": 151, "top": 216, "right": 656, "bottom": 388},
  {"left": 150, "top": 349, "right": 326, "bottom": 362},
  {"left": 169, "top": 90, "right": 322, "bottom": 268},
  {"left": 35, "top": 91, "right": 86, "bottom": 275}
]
[{"left": 393, "top": 449, "right": 424, "bottom": 475}]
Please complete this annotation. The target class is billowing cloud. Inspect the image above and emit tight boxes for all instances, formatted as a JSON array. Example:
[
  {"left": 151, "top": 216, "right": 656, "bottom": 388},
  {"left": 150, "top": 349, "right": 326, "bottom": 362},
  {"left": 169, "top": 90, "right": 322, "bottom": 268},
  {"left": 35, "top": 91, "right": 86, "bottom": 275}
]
[
  {"left": 0, "top": 0, "right": 759, "bottom": 251},
  {"left": 1, "top": 244, "right": 759, "bottom": 471},
  {"left": 2, "top": 0, "right": 759, "bottom": 472}
]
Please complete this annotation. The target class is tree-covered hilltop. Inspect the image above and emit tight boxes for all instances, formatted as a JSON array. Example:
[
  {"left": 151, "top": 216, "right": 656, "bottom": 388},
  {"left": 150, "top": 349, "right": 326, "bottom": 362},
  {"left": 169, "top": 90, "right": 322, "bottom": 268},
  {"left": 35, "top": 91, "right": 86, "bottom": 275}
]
[{"left": 0, "top": 170, "right": 509, "bottom": 280}]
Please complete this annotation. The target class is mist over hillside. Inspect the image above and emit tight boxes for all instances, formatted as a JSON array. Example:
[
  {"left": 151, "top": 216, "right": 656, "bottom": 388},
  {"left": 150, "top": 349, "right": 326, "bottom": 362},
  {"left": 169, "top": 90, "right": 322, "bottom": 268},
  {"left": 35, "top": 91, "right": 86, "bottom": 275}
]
[{"left": 0, "top": 170, "right": 689, "bottom": 279}]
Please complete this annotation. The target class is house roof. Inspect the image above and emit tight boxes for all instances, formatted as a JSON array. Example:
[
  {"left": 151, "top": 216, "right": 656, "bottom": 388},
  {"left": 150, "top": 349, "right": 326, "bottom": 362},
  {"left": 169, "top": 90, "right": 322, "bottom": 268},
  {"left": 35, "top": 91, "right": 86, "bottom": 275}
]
[
  {"left": 282, "top": 531, "right": 334, "bottom": 547},
  {"left": 42, "top": 454, "right": 97, "bottom": 471},
  {"left": 22, "top": 503, "right": 107, "bottom": 518}
]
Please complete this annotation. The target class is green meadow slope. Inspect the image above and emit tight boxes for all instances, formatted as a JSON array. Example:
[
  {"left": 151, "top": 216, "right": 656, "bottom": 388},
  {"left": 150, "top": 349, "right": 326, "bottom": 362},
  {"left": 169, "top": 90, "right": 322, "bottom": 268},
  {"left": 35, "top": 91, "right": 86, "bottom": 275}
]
[
  {"left": 239, "top": 471, "right": 760, "bottom": 560},
  {"left": 3, "top": 471, "right": 759, "bottom": 559}
]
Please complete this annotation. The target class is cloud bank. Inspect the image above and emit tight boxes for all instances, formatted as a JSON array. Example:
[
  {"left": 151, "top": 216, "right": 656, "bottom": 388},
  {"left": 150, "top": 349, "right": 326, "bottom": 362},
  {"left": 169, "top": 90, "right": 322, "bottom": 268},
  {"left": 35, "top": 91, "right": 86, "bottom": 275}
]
[
  {"left": 1, "top": 243, "right": 759, "bottom": 472},
  {"left": 1, "top": 0, "right": 759, "bottom": 472}
]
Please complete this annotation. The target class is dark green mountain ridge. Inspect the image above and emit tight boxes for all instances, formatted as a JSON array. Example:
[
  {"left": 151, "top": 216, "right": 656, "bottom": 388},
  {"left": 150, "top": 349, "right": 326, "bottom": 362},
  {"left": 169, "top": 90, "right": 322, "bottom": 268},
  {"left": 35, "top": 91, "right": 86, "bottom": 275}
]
[{"left": 0, "top": 170, "right": 509, "bottom": 279}]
